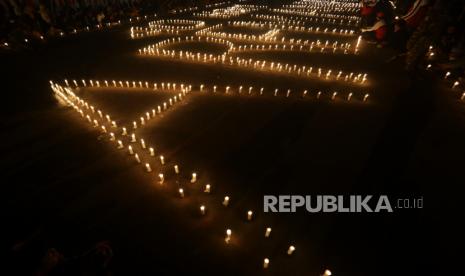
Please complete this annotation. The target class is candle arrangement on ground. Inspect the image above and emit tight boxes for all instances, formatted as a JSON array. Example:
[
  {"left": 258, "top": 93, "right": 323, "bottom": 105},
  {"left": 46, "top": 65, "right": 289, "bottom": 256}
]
[{"left": 48, "top": 0, "right": 375, "bottom": 274}]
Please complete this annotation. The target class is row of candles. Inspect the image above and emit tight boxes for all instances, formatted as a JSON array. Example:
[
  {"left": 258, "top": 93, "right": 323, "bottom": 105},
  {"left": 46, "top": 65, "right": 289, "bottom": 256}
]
[
  {"left": 138, "top": 36, "right": 367, "bottom": 84},
  {"left": 425, "top": 45, "right": 465, "bottom": 97},
  {"left": 194, "top": 23, "right": 360, "bottom": 53},
  {"left": 251, "top": 13, "right": 360, "bottom": 27},
  {"left": 170, "top": 1, "right": 233, "bottom": 14},
  {"left": 130, "top": 19, "right": 205, "bottom": 38},
  {"left": 50, "top": 79, "right": 334, "bottom": 273},
  {"left": 271, "top": 8, "right": 361, "bottom": 21},
  {"left": 194, "top": 4, "right": 266, "bottom": 19},
  {"left": 282, "top": 0, "right": 360, "bottom": 9},
  {"left": 230, "top": 20, "right": 357, "bottom": 36},
  {"left": 62, "top": 77, "right": 371, "bottom": 103}
]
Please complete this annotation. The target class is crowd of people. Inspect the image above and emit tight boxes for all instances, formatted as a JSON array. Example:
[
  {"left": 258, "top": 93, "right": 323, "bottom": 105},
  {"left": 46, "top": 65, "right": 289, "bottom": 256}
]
[{"left": 359, "top": 0, "right": 465, "bottom": 74}]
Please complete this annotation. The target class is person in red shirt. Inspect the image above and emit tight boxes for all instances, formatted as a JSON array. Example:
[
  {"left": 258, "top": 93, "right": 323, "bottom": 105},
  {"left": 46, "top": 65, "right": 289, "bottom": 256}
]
[
  {"left": 361, "top": 0, "right": 379, "bottom": 27},
  {"left": 361, "top": 12, "right": 388, "bottom": 47}
]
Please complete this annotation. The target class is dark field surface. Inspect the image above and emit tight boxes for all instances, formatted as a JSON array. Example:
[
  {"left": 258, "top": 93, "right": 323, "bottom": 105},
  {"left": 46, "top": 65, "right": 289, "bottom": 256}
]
[{"left": 1, "top": 17, "right": 463, "bottom": 276}]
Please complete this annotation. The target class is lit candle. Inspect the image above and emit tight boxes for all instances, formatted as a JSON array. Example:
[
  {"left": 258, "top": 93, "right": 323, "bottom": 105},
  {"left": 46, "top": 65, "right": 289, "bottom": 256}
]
[
  {"left": 133, "top": 121, "right": 137, "bottom": 129},
  {"left": 149, "top": 147, "right": 155, "bottom": 156},
  {"left": 263, "top": 258, "right": 270, "bottom": 269},
  {"left": 131, "top": 133, "right": 136, "bottom": 142},
  {"left": 179, "top": 188, "right": 184, "bottom": 198},
  {"left": 453, "top": 81, "right": 460, "bottom": 89},
  {"left": 223, "top": 196, "right": 230, "bottom": 206},
  {"left": 160, "top": 155, "right": 165, "bottom": 165},
  {"left": 140, "top": 139, "right": 146, "bottom": 149},
  {"left": 323, "top": 269, "right": 332, "bottom": 276},
  {"left": 225, "top": 229, "right": 232, "bottom": 243},
  {"left": 265, "top": 227, "right": 272, "bottom": 237},
  {"left": 191, "top": 172, "right": 197, "bottom": 183},
  {"left": 200, "top": 205, "right": 206, "bottom": 215},
  {"left": 363, "top": 94, "right": 370, "bottom": 102},
  {"left": 247, "top": 210, "right": 253, "bottom": 221},
  {"left": 122, "top": 127, "right": 127, "bottom": 135},
  {"left": 135, "top": 153, "right": 141, "bottom": 163},
  {"left": 287, "top": 245, "right": 295, "bottom": 255},
  {"left": 117, "top": 140, "right": 123, "bottom": 149},
  {"left": 145, "top": 163, "right": 152, "bottom": 172},
  {"left": 204, "top": 184, "right": 211, "bottom": 193},
  {"left": 128, "top": 145, "right": 134, "bottom": 155},
  {"left": 174, "top": 164, "right": 179, "bottom": 174},
  {"left": 158, "top": 173, "right": 164, "bottom": 184}
]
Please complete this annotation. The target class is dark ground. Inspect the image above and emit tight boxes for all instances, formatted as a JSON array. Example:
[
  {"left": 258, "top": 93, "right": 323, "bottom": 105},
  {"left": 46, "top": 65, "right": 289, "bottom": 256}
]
[{"left": 0, "top": 17, "right": 463, "bottom": 276}]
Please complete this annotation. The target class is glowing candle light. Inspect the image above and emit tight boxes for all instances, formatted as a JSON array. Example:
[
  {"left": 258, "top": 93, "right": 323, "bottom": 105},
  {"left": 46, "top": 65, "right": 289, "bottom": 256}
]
[
  {"left": 363, "top": 94, "right": 370, "bottom": 102},
  {"left": 141, "top": 139, "right": 146, "bottom": 149},
  {"left": 445, "top": 72, "right": 451, "bottom": 79},
  {"left": 158, "top": 173, "right": 164, "bottom": 184},
  {"left": 204, "top": 184, "right": 211, "bottom": 193},
  {"left": 286, "top": 89, "right": 291, "bottom": 97},
  {"left": 265, "top": 227, "right": 272, "bottom": 237},
  {"left": 191, "top": 172, "right": 197, "bottom": 183},
  {"left": 453, "top": 81, "right": 460, "bottom": 89},
  {"left": 109, "top": 132, "right": 115, "bottom": 141},
  {"left": 317, "top": 91, "right": 322, "bottom": 99},
  {"left": 199, "top": 204, "right": 206, "bottom": 216},
  {"left": 348, "top": 93, "right": 353, "bottom": 101},
  {"left": 323, "top": 269, "right": 332, "bottom": 276},
  {"left": 274, "top": 89, "right": 278, "bottom": 96},
  {"left": 128, "top": 145, "right": 134, "bottom": 155},
  {"left": 179, "top": 188, "right": 184, "bottom": 198},
  {"left": 461, "top": 93, "right": 465, "bottom": 101},
  {"left": 247, "top": 210, "right": 253, "bottom": 221},
  {"left": 174, "top": 164, "right": 180, "bottom": 174},
  {"left": 331, "top": 92, "right": 337, "bottom": 100},
  {"left": 117, "top": 140, "right": 123, "bottom": 149},
  {"left": 145, "top": 163, "right": 152, "bottom": 172},
  {"left": 223, "top": 196, "right": 230, "bottom": 206},
  {"left": 133, "top": 121, "right": 137, "bottom": 129},
  {"left": 263, "top": 258, "right": 270, "bottom": 269},
  {"left": 160, "top": 155, "right": 165, "bottom": 165},
  {"left": 149, "top": 147, "right": 155, "bottom": 156},
  {"left": 287, "top": 245, "right": 295, "bottom": 255},
  {"left": 131, "top": 133, "right": 136, "bottom": 142},
  {"left": 225, "top": 229, "right": 232, "bottom": 243},
  {"left": 135, "top": 153, "right": 141, "bottom": 163}
]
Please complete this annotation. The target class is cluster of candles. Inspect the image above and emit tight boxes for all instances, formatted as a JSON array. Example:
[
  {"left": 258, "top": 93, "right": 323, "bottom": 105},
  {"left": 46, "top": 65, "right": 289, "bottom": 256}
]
[
  {"left": 50, "top": 77, "right": 341, "bottom": 273},
  {"left": 230, "top": 20, "right": 356, "bottom": 36},
  {"left": 278, "top": 2, "right": 360, "bottom": 15},
  {"left": 194, "top": 4, "right": 266, "bottom": 18},
  {"left": 425, "top": 45, "right": 465, "bottom": 99},
  {"left": 252, "top": 13, "right": 360, "bottom": 27},
  {"left": 194, "top": 23, "right": 360, "bottom": 55},
  {"left": 169, "top": 0, "right": 233, "bottom": 14},
  {"left": 271, "top": 7, "right": 361, "bottom": 22},
  {"left": 138, "top": 35, "right": 367, "bottom": 84},
  {"left": 48, "top": 1, "right": 375, "bottom": 272},
  {"left": 130, "top": 19, "right": 205, "bottom": 38},
  {"left": 195, "top": 23, "right": 280, "bottom": 43}
]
